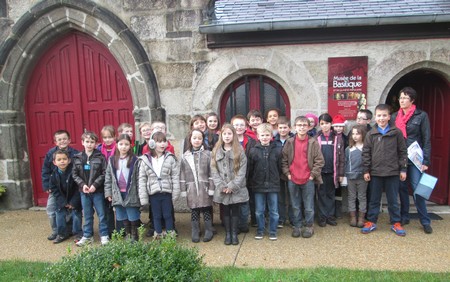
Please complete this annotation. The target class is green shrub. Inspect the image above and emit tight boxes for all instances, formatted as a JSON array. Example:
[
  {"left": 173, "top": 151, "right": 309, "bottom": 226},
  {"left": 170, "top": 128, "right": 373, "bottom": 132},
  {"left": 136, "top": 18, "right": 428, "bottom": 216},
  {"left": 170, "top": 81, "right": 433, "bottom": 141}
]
[
  {"left": 43, "top": 234, "right": 211, "bottom": 282},
  {"left": 0, "top": 184, "right": 6, "bottom": 197}
]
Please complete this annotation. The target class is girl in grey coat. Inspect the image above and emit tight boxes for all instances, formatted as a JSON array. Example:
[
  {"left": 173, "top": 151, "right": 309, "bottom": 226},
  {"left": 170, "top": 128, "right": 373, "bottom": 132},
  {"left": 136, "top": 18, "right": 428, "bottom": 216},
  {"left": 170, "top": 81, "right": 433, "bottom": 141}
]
[
  {"left": 180, "top": 129, "right": 215, "bottom": 243},
  {"left": 211, "top": 124, "right": 249, "bottom": 246},
  {"left": 105, "top": 134, "right": 141, "bottom": 241}
]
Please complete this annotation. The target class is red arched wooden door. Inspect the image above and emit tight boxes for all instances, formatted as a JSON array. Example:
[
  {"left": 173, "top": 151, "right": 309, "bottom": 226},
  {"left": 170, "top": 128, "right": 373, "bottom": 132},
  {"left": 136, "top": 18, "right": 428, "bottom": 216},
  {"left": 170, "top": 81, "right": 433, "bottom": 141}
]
[
  {"left": 415, "top": 73, "right": 449, "bottom": 205},
  {"left": 26, "top": 32, "right": 134, "bottom": 206},
  {"left": 387, "top": 70, "right": 450, "bottom": 205}
]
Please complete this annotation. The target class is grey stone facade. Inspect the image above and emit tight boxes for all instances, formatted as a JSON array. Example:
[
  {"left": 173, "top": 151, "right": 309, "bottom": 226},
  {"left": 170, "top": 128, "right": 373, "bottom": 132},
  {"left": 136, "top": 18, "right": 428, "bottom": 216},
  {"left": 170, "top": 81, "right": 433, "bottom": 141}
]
[{"left": 0, "top": 0, "right": 449, "bottom": 209}]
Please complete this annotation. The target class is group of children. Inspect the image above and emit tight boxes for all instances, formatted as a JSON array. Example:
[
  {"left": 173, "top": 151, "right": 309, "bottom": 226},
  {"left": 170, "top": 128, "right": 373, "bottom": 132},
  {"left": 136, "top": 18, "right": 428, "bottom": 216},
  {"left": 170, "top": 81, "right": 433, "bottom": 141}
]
[{"left": 42, "top": 104, "right": 413, "bottom": 247}]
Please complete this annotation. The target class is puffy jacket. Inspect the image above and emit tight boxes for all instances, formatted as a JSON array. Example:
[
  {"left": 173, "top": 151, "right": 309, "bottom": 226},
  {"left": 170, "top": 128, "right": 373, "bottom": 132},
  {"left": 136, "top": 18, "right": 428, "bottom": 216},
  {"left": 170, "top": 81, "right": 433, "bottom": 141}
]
[
  {"left": 41, "top": 146, "right": 79, "bottom": 191},
  {"left": 104, "top": 156, "right": 140, "bottom": 208},
  {"left": 281, "top": 135, "right": 324, "bottom": 184},
  {"left": 138, "top": 152, "right": 180, "bottom": 205},
  {"left": 72, "top": 149, "right": 106, "bottom": 193},
  {"left": 49, "top": 164, "right": 81, "bottom": 211},
  {"left": 180, "top": 147, "right": 215, "bottom": 209},
  {"left": 247, "top": 142, "right": 282, "bottom": 193},
  {"left": 362, "top": 125, "right": 408, "bottom": 177},
  {"left": 211, "top": 147, "right": 249, "bottom": 205},
  {"left": 391, "top": 108, "right": 431, "bottom": 166}
]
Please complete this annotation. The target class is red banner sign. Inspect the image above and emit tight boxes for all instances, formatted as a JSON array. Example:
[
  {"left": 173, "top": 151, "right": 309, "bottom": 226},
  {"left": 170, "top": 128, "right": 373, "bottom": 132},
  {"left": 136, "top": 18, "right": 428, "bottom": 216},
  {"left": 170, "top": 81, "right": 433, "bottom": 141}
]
[{"left": 328, "top": 56, "right": 368, "bottom": 120}]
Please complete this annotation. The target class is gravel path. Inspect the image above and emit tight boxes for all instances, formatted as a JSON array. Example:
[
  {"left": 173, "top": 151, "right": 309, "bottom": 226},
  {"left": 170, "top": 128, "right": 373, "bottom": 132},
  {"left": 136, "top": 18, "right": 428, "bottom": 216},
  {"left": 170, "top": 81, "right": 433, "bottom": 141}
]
[{"left": 1, "top": 210, "right": 449, "bottom": 273}]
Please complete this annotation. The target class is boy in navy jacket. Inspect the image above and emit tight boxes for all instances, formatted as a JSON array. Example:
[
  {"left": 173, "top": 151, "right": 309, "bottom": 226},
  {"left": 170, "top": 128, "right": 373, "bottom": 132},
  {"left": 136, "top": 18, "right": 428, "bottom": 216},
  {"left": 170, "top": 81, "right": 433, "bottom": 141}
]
[
  {"left": 49, "top": 150, "right": 82, "bottom": 243},
  {"left": 41, "top": 130, "right": 79, "bottom": 241}
]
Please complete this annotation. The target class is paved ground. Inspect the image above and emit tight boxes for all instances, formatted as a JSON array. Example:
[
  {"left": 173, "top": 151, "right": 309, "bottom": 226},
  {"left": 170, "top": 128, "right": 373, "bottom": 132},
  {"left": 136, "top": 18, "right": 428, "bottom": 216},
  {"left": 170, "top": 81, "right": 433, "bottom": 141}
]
[{"left": 1, "top": 203, "right": 450, "bottom": 273}]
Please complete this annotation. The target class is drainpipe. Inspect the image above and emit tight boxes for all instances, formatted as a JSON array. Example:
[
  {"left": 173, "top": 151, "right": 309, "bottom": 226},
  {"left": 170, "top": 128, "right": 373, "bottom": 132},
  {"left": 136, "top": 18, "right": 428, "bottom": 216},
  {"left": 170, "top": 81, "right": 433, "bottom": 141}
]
[{"left": 200, "top": 14, "right": 449, "bottom": 34}]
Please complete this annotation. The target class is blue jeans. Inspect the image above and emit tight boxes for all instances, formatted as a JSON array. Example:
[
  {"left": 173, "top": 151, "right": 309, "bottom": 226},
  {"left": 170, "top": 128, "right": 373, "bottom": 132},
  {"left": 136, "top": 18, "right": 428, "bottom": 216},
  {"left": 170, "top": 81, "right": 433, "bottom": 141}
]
[
  {"left": 367, "top": 175, "right": 401, "bottom": 224},
  {"left": 46, "top": 193, "right": 57, "bottom": 235},
  {"left": 150, "top": 193, "right": 174, "bottom": 234},
  {"left": 399, "top": 164, "right": 431, "bottom": 226},
  {"left": 288, "top": 180, "right": 315, "bottom": 227},
  {"left": 55, "top": 207, "right": 82, "bottom": 236},
  {"left": 80, "top": 192, "right": 109, "bottom": 237},
  {"left": 239, "top": 201, "right": 250, "bottom": 229},
  {"left": 254, "top": 192, "right": 279, "bottom": 235},
  {"left": 278, "top": 179, "right": 294, "bottom": 224},
  {"left": 115, "top": 205, "right": 141, "bottom": 222}
]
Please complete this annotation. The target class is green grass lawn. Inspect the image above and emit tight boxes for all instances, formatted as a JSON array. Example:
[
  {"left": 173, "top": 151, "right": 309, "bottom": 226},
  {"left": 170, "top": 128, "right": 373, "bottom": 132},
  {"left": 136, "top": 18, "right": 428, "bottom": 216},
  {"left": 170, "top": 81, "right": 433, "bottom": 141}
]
[{"left": 1, "top": 260, "right": 449, "bottom": 282}]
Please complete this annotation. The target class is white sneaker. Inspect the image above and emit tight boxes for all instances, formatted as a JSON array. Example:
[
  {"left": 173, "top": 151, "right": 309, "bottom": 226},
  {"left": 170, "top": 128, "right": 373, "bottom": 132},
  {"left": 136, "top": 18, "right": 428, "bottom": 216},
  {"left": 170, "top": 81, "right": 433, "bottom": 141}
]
[
  {"left": 76, "top": 236, "right": 93, "bottom": 247},
  {"left": 100, "top": 236, "right": 110, "bottom": 246}
]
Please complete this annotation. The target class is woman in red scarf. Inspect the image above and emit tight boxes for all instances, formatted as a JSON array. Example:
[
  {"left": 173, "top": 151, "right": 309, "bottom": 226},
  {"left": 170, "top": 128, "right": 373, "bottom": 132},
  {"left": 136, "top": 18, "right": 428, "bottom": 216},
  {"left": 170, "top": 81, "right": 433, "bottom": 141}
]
[{"left": 391, "top": 87, "right": 432, "bottom": 234}]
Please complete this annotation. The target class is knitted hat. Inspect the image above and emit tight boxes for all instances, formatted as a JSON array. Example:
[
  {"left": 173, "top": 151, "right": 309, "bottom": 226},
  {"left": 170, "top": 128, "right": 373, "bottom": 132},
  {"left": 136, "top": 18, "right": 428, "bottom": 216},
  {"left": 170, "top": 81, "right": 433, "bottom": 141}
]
[
  {"left": 305, "top": 113, "right": 319, "bottom": 126},
  {"left": 332, "top": 114, "right": 346, "bottom": 126}
]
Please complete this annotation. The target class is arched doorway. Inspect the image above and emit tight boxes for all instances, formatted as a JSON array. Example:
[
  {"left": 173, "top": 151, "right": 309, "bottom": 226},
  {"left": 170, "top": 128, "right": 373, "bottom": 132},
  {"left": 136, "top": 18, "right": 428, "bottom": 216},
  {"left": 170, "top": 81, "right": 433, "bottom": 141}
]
[
  {"left": 386, "top": 69, "right": 450, "bottom": 205},
  {"left": 26, "top": 32, "right": 135, "bottom": 206},
  {"left": 220, "top": 75, "right": 290, "bottom": 123}
]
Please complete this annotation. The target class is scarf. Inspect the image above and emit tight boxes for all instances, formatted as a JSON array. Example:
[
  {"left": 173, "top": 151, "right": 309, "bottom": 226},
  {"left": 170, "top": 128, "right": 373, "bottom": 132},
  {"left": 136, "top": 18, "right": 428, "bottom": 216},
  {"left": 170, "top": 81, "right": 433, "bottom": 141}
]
[
  {"left": 101, "top": 141, "right": 116, "bottom": 161},
  {"left": 395, "top": 104, "right": 416, "bottom": 138}
]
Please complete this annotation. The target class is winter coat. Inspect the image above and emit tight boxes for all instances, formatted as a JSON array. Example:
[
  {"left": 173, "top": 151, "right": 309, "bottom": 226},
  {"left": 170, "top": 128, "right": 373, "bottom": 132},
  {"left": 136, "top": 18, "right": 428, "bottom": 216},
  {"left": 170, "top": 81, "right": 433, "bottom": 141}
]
[
  {"left": 274, "top": 132, "right": 294, "bottom": 181},
  {"left": 72, "top": 150, "right": 106, "bottom": 193},
  {"left": 274, "top": 132, "right": 295, "bottom": 148},
  {"left": 204, "top": 130, "right": 219, "bottom": 151},
  {"left": 211, "top": 147, "right": 249, "bottom": 205},
  {"left": 42, "top": 146, "right": 79, "bottom": 191},
  {"left": 391, "top": 108, "right": 431, "bottom": 166},
  {"left": 49, "top": 164, "right": 81, "bottom": 211},
  {"left": 316, "top": 130, "right": 345, "bottom": 187},
  {"left": 134, "top": 140, "right": 147, "bottom": 156},
  {"left": 104, "top": 156, "right": 140, "bottom": 208},
  {"left": 242, "top": 134, "right": 257, "bottom": 156},
  {"left": 345, "top": 146, "right": 364, "bottom": 180},
  {"left": 180, "top": 147, "right": 215, "bottom": 209},
  {"left": 281, "top": 135, "right": 324, "bottom": 184},
  {"left": 362, "top": 125, "right": 408, "bottom": 177},
  {"left": 138, "top": 152, "right": 180, "bottom": 205},
  {"left": 247, "top": 142, "right": 282, "bottom": 193}
]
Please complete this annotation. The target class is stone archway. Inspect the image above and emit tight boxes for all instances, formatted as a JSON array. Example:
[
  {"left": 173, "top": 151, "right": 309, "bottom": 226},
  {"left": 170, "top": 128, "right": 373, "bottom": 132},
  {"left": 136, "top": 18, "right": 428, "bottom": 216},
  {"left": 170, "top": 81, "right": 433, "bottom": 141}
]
[
  {"left": 192, "top": 49, "right": 320, "bottom": 118},
  {"left": 0, "top": 0, "right": 161, "bottom": 208}
]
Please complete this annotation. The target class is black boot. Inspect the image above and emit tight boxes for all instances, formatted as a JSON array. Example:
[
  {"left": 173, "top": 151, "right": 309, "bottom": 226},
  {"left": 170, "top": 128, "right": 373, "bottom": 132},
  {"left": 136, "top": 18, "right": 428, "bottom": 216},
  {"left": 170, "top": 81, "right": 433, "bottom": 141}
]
[
  {"left": 130, "top": 220, "right": 140, "bottom": 242},
  {"left": 223, "top": 216, "right": 231, "bottom": 245},
  {"left": 231, "top": 216, "right": 239, "bottom": 245},
  {"left": 123, "top": 220, "right": 131, "bottom": 239},
  {"left": 191, "top": 220, "right": 200, "bottom": 243},
  {"left": 203, "top": 218, "right": 214, "bottom": 242}
]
